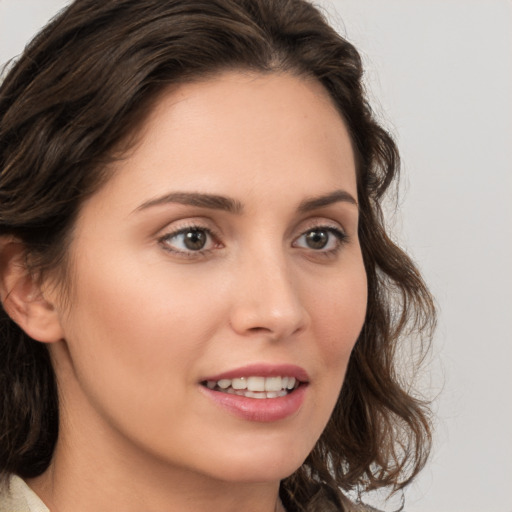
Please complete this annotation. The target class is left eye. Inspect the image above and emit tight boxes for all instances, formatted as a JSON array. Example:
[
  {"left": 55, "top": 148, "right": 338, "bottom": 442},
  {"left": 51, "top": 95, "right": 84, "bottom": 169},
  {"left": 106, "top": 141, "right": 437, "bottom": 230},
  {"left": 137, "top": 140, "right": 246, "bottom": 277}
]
[
  {"left": 161, "top": 228, "right": 214, "bottom": 253},
  {"left": 293, "top": 227, "right": 346, "bottom": 251}
]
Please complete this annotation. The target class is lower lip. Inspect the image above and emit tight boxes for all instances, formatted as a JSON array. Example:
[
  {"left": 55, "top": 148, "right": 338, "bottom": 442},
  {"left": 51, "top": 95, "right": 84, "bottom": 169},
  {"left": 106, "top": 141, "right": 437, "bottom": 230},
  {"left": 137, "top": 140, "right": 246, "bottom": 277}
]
[{"left": 200, "top": 384, "right": 307, "bottom": 422}]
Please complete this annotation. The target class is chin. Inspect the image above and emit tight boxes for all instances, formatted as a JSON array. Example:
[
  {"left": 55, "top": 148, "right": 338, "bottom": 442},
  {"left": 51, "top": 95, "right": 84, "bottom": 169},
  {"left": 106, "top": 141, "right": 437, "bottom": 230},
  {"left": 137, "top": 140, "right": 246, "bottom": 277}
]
[
  {"left": 196, "top": 444, "right": 310, "bottom": 484},
  {"left": 209, "top": 462, "right": 301, "bottom": 484}
]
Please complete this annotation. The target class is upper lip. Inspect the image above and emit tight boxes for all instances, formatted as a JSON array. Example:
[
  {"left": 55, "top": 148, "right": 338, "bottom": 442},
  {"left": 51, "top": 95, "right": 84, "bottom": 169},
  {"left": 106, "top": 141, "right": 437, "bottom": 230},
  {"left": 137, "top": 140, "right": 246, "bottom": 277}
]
[{"left": 201, "top": 363, "right": 309, "bottom": 383}]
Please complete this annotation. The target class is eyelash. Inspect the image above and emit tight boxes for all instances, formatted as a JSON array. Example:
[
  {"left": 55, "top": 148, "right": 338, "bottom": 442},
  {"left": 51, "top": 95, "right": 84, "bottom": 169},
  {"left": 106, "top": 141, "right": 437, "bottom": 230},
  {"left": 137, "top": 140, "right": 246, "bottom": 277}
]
[{"left": 158, "top": 224, "right": 348, "bottom": 259}]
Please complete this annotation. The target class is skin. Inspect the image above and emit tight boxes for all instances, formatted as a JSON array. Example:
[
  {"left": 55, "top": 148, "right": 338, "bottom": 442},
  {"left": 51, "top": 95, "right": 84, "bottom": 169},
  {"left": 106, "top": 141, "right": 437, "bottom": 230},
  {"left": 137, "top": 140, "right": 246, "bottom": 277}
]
[{"left": 27, "top": 71, "right": 367, "bottom": 511}]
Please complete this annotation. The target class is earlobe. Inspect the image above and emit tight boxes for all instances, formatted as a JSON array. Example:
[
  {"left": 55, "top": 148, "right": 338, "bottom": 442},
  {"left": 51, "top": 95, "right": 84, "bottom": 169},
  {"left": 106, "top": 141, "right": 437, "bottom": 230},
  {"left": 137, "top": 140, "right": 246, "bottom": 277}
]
[{"left": 0, "top": 237, "right": 64, "bottom": 343}]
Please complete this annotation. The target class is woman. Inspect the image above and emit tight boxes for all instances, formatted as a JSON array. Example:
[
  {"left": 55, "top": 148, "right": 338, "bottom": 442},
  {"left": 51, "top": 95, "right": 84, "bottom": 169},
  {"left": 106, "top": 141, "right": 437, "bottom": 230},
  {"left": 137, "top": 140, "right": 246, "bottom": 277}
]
[{"left": 0, "top": 0, "right": 435, "bottom": 511}]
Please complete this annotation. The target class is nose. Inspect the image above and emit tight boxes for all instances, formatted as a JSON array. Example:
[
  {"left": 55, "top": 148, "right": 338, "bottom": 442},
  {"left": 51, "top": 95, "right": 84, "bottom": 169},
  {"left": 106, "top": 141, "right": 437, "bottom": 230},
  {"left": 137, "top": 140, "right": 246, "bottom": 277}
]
[{"left": 228, "top": 251, "right": 309, "bottom": 340}]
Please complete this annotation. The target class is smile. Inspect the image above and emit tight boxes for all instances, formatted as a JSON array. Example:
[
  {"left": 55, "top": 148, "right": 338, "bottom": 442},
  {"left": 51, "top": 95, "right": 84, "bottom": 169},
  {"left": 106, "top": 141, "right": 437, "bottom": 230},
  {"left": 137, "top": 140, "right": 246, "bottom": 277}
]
[{"left": 202, "top": 376, "right": 299, "bottom": 399}]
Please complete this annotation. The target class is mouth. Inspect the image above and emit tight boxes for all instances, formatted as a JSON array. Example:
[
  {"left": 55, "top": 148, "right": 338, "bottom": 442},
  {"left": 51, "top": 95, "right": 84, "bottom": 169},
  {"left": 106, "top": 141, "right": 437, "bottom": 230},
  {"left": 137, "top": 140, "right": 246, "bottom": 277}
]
[
  {"left": 199, "top": 365, "right": 309, "bottom": 421},
  {"left": 200, "top": 375, "right": 301, "bottom": 399}
]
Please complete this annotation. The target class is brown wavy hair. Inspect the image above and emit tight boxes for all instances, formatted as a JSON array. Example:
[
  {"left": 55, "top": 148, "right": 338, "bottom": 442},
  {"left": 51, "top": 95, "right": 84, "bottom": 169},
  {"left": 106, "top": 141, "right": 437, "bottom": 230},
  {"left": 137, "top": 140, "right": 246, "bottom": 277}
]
[{"left": 0, "top": 0, "right": 435, "bottom": 510}]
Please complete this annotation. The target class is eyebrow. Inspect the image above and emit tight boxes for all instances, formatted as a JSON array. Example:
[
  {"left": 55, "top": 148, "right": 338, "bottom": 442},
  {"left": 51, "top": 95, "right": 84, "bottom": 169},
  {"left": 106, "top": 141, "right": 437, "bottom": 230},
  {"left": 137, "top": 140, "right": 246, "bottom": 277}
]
[
  {"left": 134, "top": 192, "right": 244, "bottom": 214},
  {"left": 297, "top": 189, "right": 358, "bottom": 212},
  {"left": 134, "top": 189, "right": 357, "bottom": 215}
]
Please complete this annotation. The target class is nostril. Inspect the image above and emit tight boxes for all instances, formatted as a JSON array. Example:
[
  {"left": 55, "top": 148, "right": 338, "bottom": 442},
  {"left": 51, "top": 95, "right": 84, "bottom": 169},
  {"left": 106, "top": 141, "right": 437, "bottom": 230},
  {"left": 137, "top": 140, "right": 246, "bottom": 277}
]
[{"left": 247, "top": 326, "right": 272, "bottom": 333}]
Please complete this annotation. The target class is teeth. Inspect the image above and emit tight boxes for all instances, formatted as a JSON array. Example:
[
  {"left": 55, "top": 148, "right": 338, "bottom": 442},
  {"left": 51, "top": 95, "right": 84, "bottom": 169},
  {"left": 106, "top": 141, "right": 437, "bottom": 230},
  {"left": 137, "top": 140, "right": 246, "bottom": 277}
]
[
  {"left": 247, "top": 376, "right": 265, "bottom": 391},
  {"left": 217, "top": 379, "right": 231, "bottom": 389},
  {"left": 232, "top": 377, "right": 247, "bottom": 390},
  {"left": 204, "top": 375, "right": 299, "bottom": 398},
  {"left": 245, "top": 391, "right": 266, "bottom": 399},
  {"left": 264, "top": 376, "right": 282, "bottom": 392}
]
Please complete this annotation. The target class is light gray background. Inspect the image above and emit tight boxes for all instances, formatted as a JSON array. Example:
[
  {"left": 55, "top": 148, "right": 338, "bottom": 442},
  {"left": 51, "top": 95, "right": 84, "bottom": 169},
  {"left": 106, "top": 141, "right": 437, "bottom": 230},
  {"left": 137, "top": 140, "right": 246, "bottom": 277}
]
[{"left": 1, "top": 1, "right": 511, "bottom": 511}]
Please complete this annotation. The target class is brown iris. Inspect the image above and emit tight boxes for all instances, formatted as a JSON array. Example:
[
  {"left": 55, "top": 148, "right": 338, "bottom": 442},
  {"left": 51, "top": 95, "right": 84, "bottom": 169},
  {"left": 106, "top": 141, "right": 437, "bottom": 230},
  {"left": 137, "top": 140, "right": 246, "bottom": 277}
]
[
  {"left": 304, "top": 229, "right": 329, "bottom": 249},
  {"left": 183, "top": 229, "right": 208, "bottom": 250}
]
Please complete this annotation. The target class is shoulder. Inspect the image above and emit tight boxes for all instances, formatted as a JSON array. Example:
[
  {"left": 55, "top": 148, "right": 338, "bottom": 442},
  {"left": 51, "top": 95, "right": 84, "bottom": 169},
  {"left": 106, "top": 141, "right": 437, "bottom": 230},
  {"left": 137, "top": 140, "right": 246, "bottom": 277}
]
[{"left": 0, "top": 475, "right": 49, "bottom": 512}]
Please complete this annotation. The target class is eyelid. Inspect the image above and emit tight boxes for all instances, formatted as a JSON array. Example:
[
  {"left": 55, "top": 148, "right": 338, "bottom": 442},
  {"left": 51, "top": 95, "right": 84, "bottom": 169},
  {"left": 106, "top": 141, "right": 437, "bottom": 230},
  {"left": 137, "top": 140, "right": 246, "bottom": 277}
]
[
  {"left": 293, "top": 225, "right": 347, "bottom": 243},
  {"left": 295, "top": 217, "right": 348, "bottom": 236},
  {"left": 155, "top": 216, "right": 220, "bottom": 239}
]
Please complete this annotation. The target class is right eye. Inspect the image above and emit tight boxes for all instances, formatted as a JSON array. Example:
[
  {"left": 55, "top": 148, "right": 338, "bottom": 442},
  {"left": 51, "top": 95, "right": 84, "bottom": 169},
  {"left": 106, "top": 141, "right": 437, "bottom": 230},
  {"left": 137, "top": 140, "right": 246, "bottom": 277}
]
[
  {"left": 159, "top": 227, "right": 217, "bottom": 255},
  {"left": 292, "top": 226, "right": 347, "bottom": 253}
]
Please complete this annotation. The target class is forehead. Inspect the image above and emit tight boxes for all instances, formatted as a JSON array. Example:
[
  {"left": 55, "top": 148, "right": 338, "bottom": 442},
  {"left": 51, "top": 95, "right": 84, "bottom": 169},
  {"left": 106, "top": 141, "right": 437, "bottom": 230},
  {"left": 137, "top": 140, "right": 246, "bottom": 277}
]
[{"left": 82, "top": 71, "right": 357, "bottom": 218}]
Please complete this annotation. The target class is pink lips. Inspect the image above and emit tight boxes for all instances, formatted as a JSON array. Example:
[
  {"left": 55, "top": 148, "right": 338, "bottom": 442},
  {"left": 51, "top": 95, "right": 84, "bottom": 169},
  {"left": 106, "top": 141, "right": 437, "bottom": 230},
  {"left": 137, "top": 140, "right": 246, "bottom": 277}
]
[
  {"left": 199, "top": 363, "right": 309, "bottom": 423},
  {"left": 202, "top": 363, "right": 309, "bottom": 382}
]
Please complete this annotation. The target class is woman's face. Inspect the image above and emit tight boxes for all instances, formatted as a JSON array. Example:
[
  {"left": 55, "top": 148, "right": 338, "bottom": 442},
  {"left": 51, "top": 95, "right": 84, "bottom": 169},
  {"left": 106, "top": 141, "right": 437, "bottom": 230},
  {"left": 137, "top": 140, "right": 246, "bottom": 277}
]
[{"left": 51, "top": 71, "right": 367, "bottom": 483}]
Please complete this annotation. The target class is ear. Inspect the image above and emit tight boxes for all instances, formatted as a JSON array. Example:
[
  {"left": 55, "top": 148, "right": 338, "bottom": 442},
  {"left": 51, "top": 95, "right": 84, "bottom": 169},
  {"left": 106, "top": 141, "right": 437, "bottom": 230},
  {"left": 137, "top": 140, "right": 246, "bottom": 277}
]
[{"left": 0, "top": 236, "right": 64, "bottom": 343}]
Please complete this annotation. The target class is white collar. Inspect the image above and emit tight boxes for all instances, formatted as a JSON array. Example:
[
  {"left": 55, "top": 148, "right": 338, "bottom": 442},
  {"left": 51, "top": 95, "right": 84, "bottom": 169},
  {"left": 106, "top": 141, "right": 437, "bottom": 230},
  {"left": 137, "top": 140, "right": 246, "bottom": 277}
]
[{"left": 0, "top": 475, "right": 49, "bottom": 512}]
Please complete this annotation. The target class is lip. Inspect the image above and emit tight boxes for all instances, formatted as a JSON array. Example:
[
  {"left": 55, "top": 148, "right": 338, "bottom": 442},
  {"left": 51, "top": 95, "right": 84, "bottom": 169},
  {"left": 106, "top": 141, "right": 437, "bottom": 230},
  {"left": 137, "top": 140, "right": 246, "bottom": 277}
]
[
  {"left": 199, "top": 363, "right": 309, "bottom": 423},
  {"left": 201, "top": 363, "right": 310, "bottom": 382}
]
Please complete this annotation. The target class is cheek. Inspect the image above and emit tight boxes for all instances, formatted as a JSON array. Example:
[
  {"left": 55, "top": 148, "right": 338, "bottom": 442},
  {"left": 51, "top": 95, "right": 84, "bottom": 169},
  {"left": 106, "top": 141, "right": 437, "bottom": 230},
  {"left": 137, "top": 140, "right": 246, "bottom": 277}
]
[
  {"left": 310, "top": 262, "right": 367, "bottom": 387},
  {"left": 55, "top": 260, "right": 229, "bottom": 454},
  {"left": 316, "top": 265, "right": 367, "bottom": 347},
  {"left": 58, "top": 254, "right": 223, "bottom": 405}
]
